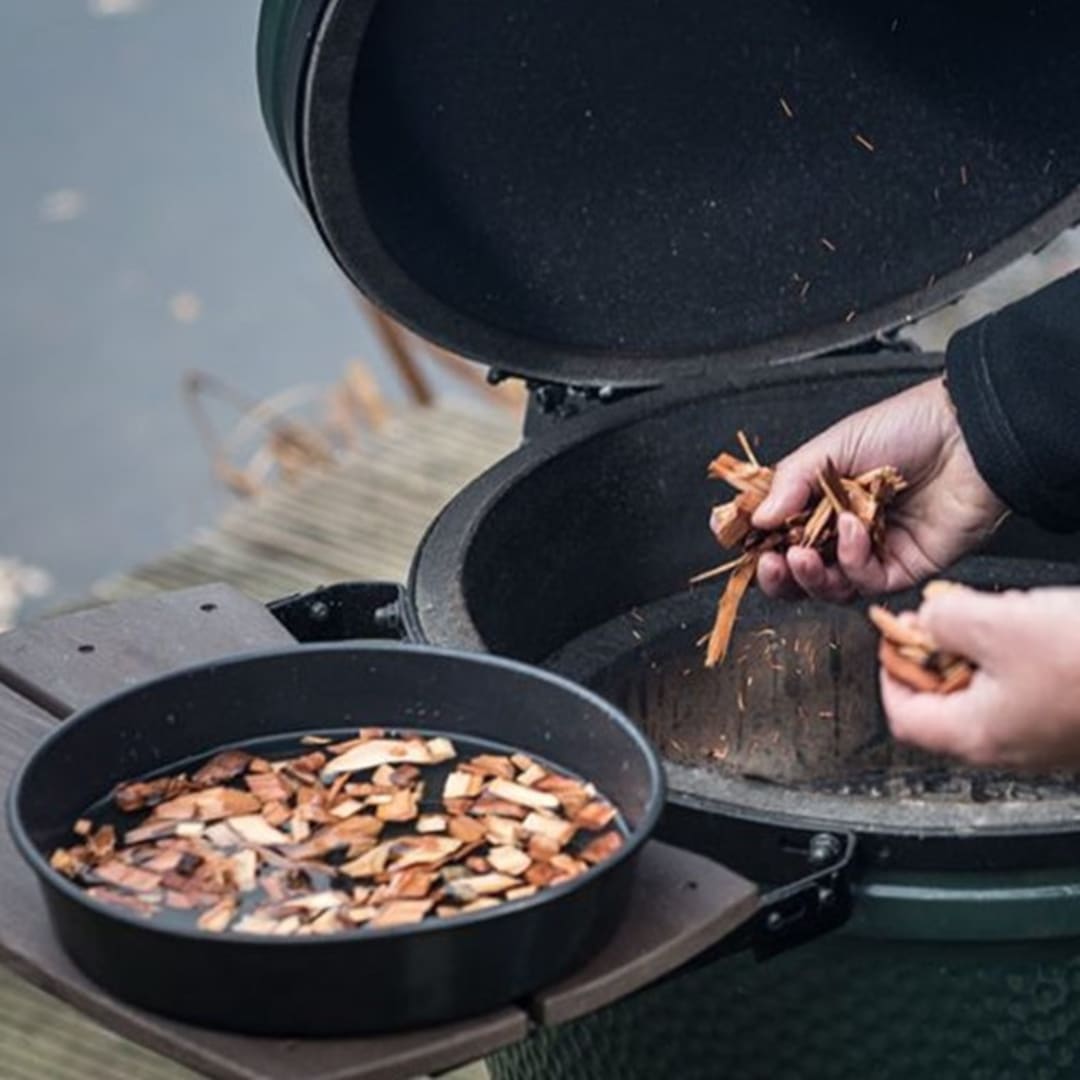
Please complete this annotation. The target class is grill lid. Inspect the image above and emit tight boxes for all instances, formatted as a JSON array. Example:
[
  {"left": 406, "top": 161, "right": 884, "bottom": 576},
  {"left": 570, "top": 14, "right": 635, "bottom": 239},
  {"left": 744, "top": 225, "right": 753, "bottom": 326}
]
[{"left": 261, "top": 0, "right": 1080, "bottom": 387}]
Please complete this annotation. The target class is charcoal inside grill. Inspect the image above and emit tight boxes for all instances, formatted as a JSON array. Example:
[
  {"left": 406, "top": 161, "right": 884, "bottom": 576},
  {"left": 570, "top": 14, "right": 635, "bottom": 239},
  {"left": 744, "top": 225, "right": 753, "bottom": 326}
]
[{"left": 545, "top": 568, "right": 1080, "bottom": 811}]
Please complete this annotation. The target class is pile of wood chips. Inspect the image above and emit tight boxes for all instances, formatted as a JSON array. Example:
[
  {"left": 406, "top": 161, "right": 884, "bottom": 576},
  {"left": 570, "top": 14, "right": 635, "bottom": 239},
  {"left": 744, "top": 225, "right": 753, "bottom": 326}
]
[
  {"left": 869, "top": 581, "right": 976, "bottom": 694},
  {"left": 49, "top": 731, "right": 623, "bottom": 936},
  {"left": 698, "top": 432, "right": 908, "bottom": 666}
]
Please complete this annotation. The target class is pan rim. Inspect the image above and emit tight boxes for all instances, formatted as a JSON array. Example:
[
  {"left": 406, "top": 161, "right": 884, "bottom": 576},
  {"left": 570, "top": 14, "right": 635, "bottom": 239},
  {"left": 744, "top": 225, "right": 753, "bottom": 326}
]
[{"left": 7, "top": 640, "right": 666, "bottom": 947}]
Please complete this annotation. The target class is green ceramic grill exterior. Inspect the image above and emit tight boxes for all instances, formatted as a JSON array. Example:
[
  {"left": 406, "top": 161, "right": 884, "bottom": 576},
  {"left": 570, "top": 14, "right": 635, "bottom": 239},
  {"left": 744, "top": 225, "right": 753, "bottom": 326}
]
[{"left": 255, "top": 6, "right": 1080, "bottom": 1074}]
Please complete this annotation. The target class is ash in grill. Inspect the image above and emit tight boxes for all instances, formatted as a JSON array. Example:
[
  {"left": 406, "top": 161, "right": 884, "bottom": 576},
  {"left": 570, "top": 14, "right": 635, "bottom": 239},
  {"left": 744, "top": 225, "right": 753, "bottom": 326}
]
[{"left": 549, "top": 586, "right": 1080, "bottom": 806}]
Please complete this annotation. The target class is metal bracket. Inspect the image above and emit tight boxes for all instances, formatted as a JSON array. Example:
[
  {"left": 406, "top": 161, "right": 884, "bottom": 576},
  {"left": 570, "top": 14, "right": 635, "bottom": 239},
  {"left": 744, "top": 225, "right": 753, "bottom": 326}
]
[
  {"left": 267, "top": 581, "right": 420, "bottom": 643},
  {"left": 751, "top": 830, "right": 857, "bottom": 959}
]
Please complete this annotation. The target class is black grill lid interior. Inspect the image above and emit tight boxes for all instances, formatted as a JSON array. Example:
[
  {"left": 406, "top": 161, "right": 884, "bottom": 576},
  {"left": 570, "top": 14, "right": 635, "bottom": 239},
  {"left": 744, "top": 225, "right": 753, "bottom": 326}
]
[{"left": 303, "top": 0, "right": 1080, "bottom": 386}]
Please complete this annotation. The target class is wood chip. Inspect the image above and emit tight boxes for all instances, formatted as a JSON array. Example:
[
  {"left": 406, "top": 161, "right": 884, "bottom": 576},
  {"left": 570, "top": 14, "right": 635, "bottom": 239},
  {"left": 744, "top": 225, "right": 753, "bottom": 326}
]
[
  {"left": 488, "top": 846, "right": 531, "bottom": 876},
  {"left": 447, "top": 815, "right": 488, "bottom": 844},
  {"left": 369, "top": 899, "right": 433, "bottom": 928},
  {"left": 485, "top": 778, "right": 560, "bottom": 811},
  {"left": 444, "top": 771, "right": 484, "bottom": 799},
  {"left": 425, "top": 737, "right": 457, "bottom": 763},
  {"left": 192, "top": 750, "right": 252, "bottom": 788},
  {"left": 521, "top": 812, "right": 576, "bottom": 848},
  {"left": 581, "top": 831, "right": 624, "bottom": 864},
  {"left": 390, "top": 836, "right": 464, "bottom": 870},
  {"left": 245, "top": 772, "right": 293, "bottom": 803},
  {"left": 463, "top": 754, "right": 515, "bottom": 780},
  {"left": 376, "top": 786, "right": 421, "bottom": 823},
  {"left": 340, "top": 842, "right": 393, "bottom": 879},
  {"left": 484, "top": 816, "right": 521, "bottom": 847},
  {"left": 468, "top": 796, "right": 527, "bottom": 820},
  {"left": 151, "top": 786, "right": 261, "bottom": 823},
  {"left": 527, "top": 834, "right": 561, "bottom": 862},
  {"left": 225, "top": 815, "right": 290, "bottom": 847},
  {"left": 699, "top": 434, "right": 907, "bottom": 668},
  {"left": 446, "top": 873, "right": 519, "bottom": 902},
  {"left": 705, "top": 556, "right": 756, "bottom": 667},
  {"left": 321, "top": 738, "right": 432, "bottom": 778},
  {"left": 506, "top": 885, "right": 539, "bottom": 902},
  {"left": 53, "top": 729, "right": 623, "bottom": 938},
  {"left": 94, "top": 860, "right": 162, "bottom": 893},
  {"left": 228, "top": 849, "right": 259, "bottom": 892},
  {"left": 329, "top": 798, "right": 365, "bottom": 819},
  {"left": 869, "top": 583, "right": 976, "bottom": 694},
  {"left": 575, "top": 801, "right": 618, "bottom": 831},
  {"left": 516, "top": 764, "right": 548, "bottom": 787}
]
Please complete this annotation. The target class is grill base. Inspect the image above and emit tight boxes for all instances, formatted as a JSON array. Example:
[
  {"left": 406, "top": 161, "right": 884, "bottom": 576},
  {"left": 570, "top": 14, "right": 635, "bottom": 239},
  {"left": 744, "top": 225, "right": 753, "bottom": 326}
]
[{"left": 490, "top": 933, "right": 1080, "bottom": 1079}]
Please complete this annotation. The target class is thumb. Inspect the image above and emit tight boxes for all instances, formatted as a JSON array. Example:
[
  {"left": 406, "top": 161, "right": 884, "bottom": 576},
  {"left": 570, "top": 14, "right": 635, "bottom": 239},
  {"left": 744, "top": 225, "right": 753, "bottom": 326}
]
[
  {"left": 753, "top": 459, "right": 815, "bottom": 529},
  {"left": 919, "top": 587, "right": 1013, "bottom": 669}
]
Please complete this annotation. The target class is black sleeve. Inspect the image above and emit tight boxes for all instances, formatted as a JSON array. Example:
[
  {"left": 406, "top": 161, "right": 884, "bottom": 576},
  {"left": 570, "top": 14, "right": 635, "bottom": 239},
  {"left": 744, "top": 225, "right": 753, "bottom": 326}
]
[{"left": 944, "top": 268, "right": 1080, "bottom": 533}]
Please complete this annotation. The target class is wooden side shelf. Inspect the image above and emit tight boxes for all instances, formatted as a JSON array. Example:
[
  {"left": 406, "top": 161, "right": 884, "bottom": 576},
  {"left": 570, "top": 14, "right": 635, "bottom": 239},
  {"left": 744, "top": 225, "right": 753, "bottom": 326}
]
[{"left": 0, "top": 586, "right": 758, "bottom": 1080}]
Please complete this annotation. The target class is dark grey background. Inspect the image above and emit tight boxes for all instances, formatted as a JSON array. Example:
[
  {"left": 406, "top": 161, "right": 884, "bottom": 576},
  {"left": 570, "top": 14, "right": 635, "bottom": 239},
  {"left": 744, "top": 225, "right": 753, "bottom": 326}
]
[{"left": 0, "top": 0, "right": 411, "bottom": 615}]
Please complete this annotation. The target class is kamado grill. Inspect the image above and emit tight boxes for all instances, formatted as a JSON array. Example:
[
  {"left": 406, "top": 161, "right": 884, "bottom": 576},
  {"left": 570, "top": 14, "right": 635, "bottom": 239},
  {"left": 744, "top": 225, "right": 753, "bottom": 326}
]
[
  {"left": 255, "top": 1, "right": 1080, "bottom": 1075},
  {"left": 1, "top": 3, "right": 1079, "bottom": 1079}
]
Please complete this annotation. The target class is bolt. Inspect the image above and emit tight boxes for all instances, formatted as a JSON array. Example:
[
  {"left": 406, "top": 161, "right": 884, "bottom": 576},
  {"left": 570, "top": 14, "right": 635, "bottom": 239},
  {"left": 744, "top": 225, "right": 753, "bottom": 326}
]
[
  {"left": 535, "top": 384, "right": 567, "bottom": 413},
  {"left": 373, "top": 603, "right": 400, "bottom": 632},
  {"left": 766, "top": 911, "right": 783, "bottom": 931},
  {"left": 308, "top": 601, "right": 330, "bottom": 622},
  {"left": 486, "top": 368, "right": 507, "bottom": 385},
  {"left": 808, "top": 832, "right": 841, "bottom": 866}
]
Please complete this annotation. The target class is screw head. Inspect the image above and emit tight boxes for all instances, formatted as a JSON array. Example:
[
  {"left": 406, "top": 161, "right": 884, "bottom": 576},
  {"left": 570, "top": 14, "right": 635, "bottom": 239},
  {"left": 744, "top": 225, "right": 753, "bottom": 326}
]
[{"left": 808, "top": 832, "right": 841, "bottom": 866}]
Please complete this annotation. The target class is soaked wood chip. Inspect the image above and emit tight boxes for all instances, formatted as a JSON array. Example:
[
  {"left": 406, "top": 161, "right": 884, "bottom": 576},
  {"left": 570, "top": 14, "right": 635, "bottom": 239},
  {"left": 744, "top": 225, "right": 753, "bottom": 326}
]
[
  {"left": 53, "top": 729, "right": 626, "bottom": 937},
  {"left": 486, "top": 778, "right": 560, "bottom": 811}
]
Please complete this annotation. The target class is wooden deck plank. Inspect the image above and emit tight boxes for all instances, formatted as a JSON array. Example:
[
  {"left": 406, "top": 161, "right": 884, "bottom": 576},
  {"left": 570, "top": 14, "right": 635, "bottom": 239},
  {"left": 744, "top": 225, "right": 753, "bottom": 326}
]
[{"left": 89, "top": 404, "right": 518, "bottom": 607}]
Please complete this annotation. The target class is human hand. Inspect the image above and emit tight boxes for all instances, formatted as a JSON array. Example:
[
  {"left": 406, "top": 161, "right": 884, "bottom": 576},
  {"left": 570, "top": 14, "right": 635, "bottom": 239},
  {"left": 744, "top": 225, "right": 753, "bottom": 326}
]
[
  {"left": 752, "top": 376, "right": 1006, "bottom": 602},
  {"left": 882, "top": 585, "right": 1080, "bottom": 770}
]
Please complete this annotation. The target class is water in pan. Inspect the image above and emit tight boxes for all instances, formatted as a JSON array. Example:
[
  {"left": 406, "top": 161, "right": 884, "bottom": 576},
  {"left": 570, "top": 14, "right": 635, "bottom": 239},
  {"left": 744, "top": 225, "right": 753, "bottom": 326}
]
[
  {"left": 545, "top": 587, "right": 1080, "bottom": 803},
  {"left": 55, "top": 729, "right": 628, "bottom": 935}
]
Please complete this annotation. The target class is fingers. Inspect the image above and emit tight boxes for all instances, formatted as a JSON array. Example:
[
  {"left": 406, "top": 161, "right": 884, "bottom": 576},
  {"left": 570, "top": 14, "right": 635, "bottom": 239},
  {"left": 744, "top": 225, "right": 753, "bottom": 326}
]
[
  {"left": 835, "top": 513, "right": 889, "bottom": 594},
  {"left": 880, "top": 670, "right": 993, "bottom": 763},
  {"left": 787, "top": 548, "right": 856, "bottom": 602},
  {"left": 758, "top": 545, "right": 859, "bottom": 603},
  {"left": 919, "top": 588, "right": 1015, "bottom": 670},
  {"left": 752, "top": 461, "right": 814, "bottom": 531},
  {"left": 756, "top": 552, "right": 802, "bottom": 600}
]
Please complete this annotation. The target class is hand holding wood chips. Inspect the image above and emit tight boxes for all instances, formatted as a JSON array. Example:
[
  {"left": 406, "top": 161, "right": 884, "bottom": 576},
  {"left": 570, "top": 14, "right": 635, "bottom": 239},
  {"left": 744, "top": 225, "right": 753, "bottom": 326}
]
[{"left": 696, "top": 431, "right": 907, "bottom": 666}]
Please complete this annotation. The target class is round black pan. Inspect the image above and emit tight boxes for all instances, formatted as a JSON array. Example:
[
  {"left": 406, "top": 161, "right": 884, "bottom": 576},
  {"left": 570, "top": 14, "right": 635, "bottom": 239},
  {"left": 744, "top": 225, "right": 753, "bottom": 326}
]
[{"left": 8, "top": 643, "right": 664, "bottom": 1036}]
